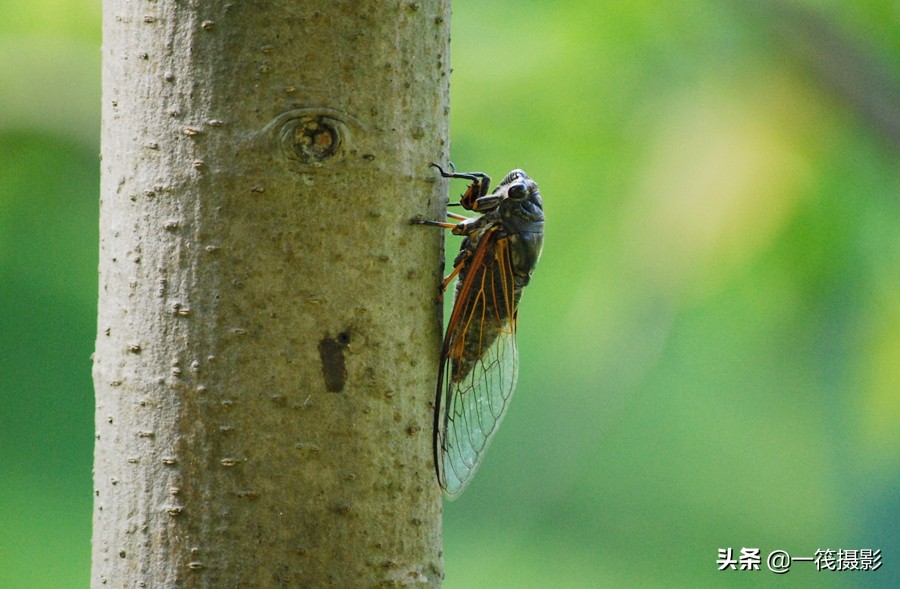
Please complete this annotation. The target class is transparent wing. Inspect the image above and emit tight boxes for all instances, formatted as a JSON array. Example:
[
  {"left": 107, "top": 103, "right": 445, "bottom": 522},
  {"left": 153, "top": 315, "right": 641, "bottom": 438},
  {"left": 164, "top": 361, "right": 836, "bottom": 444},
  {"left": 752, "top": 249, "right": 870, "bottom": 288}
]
[{"left": 434, "top": 233, "right": 521, "bottom": 498}]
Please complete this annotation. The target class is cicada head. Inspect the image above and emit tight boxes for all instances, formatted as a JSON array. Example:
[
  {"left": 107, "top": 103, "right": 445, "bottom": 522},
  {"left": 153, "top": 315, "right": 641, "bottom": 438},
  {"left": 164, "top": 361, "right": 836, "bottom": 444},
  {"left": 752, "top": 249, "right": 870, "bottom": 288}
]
[{"left": 498, "top": 173, "right": 544, "bottom": 234}]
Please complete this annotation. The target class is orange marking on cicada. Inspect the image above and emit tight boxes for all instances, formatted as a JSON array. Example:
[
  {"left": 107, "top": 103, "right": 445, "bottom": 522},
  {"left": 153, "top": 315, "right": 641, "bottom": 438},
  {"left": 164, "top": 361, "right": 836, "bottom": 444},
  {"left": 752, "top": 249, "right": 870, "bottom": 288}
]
[
  {"left": 444, "top": 227, "right": 500, "bottom": 331},
  {"left": 441, "top": 259, "right": 466, "bottom": 293},
  {"left": 488, "top": 240, "right": 507, "bottom": 324},
  {"left": 443, "top": 230, "right": 500, "bottom": 381},
  {"left": 500, "top": 239, "right": 516, "bottom": 319}
]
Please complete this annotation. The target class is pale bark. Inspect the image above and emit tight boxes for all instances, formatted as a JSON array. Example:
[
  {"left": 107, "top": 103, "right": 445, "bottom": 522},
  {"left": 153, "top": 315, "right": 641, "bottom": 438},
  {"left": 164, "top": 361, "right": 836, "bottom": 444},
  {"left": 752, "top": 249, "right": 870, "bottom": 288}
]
[{"left": 92, "top": 1, "right": 450, "bottom": 586}]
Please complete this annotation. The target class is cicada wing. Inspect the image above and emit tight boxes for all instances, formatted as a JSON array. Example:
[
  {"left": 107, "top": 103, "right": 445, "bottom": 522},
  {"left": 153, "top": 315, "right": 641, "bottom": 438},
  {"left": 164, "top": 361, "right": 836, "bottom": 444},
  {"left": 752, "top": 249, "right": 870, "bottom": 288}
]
[
  {"left": 437, "top": 321, "right": 518, "bottom": 497},
  {"left": 434, "top": 234, "right": 521, "bottom": 498}
]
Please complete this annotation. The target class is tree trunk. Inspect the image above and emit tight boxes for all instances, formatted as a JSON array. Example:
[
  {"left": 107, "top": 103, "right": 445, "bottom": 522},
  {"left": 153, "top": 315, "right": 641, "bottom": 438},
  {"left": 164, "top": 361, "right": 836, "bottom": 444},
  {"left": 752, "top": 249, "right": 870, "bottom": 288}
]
[{"left": 92, "top": 1, "right": 450, "bottom": 587}]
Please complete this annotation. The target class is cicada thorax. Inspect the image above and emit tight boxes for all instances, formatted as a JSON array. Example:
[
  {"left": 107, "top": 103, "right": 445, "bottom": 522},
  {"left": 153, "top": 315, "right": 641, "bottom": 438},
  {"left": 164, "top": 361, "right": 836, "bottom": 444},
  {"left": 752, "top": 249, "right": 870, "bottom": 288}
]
[{"left": 446, "top": 232, "right": 522, "bottom": 384}]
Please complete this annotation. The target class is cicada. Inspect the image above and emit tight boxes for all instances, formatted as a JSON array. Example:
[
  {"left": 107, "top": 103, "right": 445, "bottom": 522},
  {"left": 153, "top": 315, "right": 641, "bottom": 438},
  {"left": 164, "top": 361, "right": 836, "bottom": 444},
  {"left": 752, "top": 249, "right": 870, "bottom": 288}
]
[{"left": 414, "top": 163, "right": 544, "bottom": 498}]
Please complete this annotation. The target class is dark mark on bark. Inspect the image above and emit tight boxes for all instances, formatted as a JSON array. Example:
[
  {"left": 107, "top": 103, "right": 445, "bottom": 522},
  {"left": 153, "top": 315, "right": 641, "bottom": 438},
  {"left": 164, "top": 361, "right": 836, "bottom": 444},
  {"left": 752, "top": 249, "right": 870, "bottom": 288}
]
[{"left": 318, "top": 330, "right": 351, "bottom": 392}]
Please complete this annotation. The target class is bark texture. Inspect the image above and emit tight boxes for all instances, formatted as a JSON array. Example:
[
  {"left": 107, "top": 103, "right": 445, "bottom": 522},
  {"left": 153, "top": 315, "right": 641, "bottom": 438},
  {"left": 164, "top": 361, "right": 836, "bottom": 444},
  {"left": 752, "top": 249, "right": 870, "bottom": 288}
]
[{"left": 92, "top": 1, "right": 450, "bottom": 586}]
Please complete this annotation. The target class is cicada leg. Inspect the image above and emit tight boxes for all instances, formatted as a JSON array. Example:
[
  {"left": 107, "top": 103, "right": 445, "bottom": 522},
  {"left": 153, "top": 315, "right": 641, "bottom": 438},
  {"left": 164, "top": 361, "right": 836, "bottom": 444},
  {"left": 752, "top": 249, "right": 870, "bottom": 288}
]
[
  {"left": 441, "top": 255, "right": 468, "bottom": 292},
  {"left": 430, "top": 162, "right": 492, "bottom": 211},
  {"left": 410, "top": 216, "right": 472, "bottom": 302},
  {"left": 411, "top": 219, "right": 457, "bottom": 230}
]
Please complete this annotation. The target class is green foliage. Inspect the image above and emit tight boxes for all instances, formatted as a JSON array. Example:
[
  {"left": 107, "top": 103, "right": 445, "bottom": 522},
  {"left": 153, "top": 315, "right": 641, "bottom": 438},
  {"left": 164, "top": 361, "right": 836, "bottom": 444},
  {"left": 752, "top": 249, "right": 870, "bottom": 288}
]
[{"left": 2, "top": 0, "right": 898, "bottom": 587}]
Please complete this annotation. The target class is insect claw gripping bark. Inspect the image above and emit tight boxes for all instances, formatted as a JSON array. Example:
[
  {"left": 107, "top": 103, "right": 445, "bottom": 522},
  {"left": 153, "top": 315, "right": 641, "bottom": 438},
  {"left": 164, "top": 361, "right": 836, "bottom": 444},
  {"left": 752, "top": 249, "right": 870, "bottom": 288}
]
[{"left": 417, "top": 162, "right": 544, "bottom": 498}]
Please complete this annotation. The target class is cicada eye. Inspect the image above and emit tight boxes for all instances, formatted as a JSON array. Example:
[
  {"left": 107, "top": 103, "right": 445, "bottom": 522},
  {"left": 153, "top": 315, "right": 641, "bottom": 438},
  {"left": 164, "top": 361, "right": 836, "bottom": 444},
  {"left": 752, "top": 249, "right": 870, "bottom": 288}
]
[{"left": 507, "top": 183, "right": 527, "bottom": 199}]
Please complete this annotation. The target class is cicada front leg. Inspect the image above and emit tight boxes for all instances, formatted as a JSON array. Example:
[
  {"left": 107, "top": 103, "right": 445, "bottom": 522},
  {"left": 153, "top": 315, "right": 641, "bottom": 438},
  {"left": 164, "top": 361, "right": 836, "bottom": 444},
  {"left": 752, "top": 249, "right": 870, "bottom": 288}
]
[{"left": 430, "top": 162, "right": 492, "bottom": 211}]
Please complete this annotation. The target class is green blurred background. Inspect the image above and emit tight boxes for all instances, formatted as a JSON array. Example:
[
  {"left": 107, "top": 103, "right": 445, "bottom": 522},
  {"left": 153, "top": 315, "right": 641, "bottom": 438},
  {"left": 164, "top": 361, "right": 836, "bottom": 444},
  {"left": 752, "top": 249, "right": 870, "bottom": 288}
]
[{"left": 2, "top": 0, "right": 898, "bottom": 587}]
